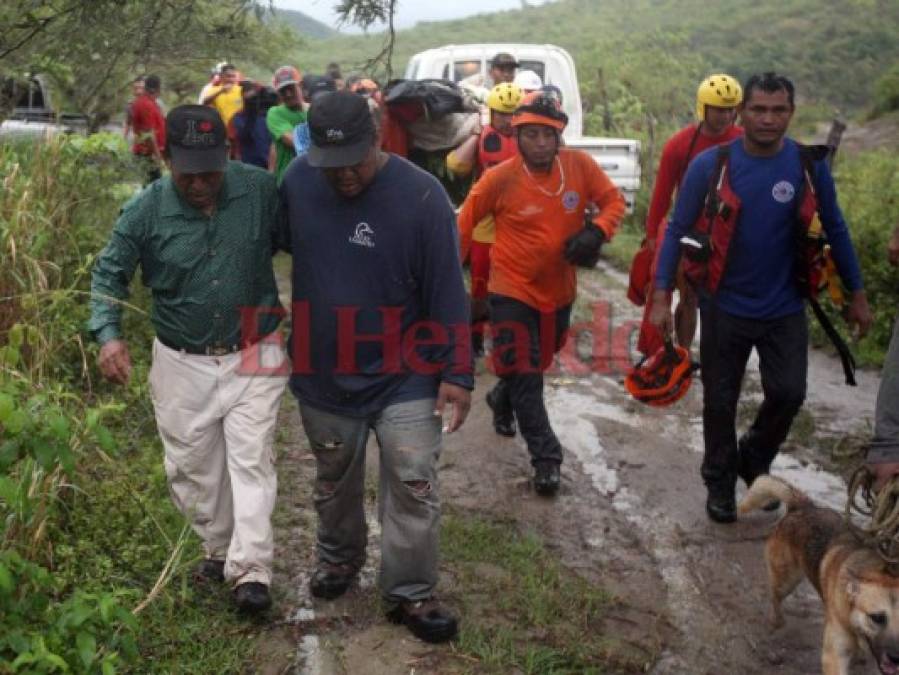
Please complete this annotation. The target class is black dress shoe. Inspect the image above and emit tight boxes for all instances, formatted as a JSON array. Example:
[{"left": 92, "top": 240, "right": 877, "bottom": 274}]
[
  {"left": 234, "top": 582, "right": 271, "bottom": 613},
  {"left": 386, "top": 598, "right": 458, "bottom": 643},
  {"left": 486, "top": 388, "right": 516, "bottom": 437},
  {"left": 533, "top": 461, "right": 561, "bottom": 497},
  {"left": 310, "top": 562, "right": 357, "bottom": 600},
  {"left": 193, "top": 558, "right": 225, "bottom": 584},
  {"left": 706, "top": 486, "right": 737, "bottom": 523}
]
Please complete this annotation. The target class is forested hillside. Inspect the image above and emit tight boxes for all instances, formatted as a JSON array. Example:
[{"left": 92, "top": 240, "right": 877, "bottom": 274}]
[
  {"left": 292, "top": 0, "right": 899, "bottom": 133},
  {"left": 272, "top": 7, "right": 337, "bottom": 39}
]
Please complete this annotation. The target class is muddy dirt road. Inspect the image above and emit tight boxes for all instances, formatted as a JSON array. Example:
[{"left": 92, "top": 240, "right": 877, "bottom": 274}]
[{"left": 261, "top": 260, "right": 880, "bottom": 675}]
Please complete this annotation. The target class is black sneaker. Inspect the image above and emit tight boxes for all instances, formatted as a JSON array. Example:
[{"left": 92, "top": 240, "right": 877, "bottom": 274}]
[
  {"left": 533, "top": 461, "right": 561, "bottom": 497},
  {"left": 485, "top": 388, "right": 516, "bottom": 437},
  {"left": 234, "top": 582, "right": 271, "bottom": 613},
  {"left": 310, "top": 562, "right": 358, "bottom": 600},
  {"left": 706, "top": 484, "right": 737, "bottom": 523},
  {"left": 386, "top": 598, "right": 458, "bottom": 643}
]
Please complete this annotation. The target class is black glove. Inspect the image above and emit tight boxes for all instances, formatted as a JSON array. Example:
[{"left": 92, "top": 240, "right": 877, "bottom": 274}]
[{"left": 563, "top": 224, "right": 606, "bottom": 267}]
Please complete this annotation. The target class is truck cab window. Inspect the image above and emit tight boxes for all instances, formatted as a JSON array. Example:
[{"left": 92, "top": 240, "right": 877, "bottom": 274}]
[{"left": 453, "top": 60, "right": 481, "bottom": 82}]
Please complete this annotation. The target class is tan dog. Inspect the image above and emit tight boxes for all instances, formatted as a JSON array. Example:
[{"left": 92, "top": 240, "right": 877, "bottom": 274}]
[{"left": 740, "top": 475, "right": 899, "bottom": 675}]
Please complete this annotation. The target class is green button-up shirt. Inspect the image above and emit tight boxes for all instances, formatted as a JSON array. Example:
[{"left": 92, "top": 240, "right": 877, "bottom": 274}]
[{"left": 88, "top": 161, "right": 284, "bottom": 351}]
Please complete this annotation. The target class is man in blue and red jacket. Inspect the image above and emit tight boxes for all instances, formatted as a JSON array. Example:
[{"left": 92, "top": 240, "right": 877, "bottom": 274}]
[{"left": 650, "top": 72, "right": 873, "bottom": 523}]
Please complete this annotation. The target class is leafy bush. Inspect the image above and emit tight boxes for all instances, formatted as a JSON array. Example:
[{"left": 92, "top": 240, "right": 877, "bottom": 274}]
[
  {"left": 0, "top": 134, "right": 145, "bottom": 673},
  {"left": 812, "top": 150, "right": 899, "bottom": 365},
  {"left": 0, "top": 550, "right": 137, "bottom": 674},
  {"left": 1, "top": 133, "right": 261, "bottom": 674}
]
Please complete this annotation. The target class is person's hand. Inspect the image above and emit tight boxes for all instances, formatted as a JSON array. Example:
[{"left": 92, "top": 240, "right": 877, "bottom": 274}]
[
  {"left": 563, "top": 225, "right": 606, "bottom": 267},
  {"left": 888, "top": 226, "right": 899, "bottom": 267},
  {"left": 434, "top": 382, "right": 471, "bottom": 433},
  {"left": 845, "top": 290, "right": 874, "bottom": 339},
  {"left": 98, "top": 339, "right": 132, "bottom": 385},
  {"left": 648, "top": 289, "right": 673, "bottom": 337},
  {"left": 646, "top": 236, "right": 657, "bottom": 253},
  {"left": 868, "top": 462, "right": 899, "bottom": 491}
]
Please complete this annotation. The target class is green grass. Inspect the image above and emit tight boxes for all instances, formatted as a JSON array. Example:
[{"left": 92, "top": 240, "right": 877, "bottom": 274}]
[
  {"left": 46, "top": 389, "right": 265, "bottom": 674},
  {"left": 441, "top": 513, "right": 657, "bottom": 674},
  {"left": 603, "top": 227, "right": 643, "bottom": 274}
]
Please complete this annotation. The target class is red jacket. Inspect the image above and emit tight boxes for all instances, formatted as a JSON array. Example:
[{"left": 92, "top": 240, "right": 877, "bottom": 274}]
[
  {"left": 130, "top": 94, "right": 165, "bottom": 156},
  {"left": 646, "top": 124, "right": 743, "bottom": 241}
]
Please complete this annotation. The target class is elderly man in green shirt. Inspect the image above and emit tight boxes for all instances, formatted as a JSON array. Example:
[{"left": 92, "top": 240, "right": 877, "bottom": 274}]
[{"left": 89, "top": 105, "right": 288, "bottom": 614}]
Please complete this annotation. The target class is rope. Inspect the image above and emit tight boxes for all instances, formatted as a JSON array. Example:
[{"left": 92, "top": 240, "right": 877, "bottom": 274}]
[{"left": 846, "top": 465, "right": 899, "bottom": 567}]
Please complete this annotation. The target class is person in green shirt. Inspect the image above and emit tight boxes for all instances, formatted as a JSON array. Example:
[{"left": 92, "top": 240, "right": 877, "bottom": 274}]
[
  {"left": 266, "top": 65, "right": 307, "bottom": 183},
  {"left": 88, "top": 105, "right": 288, "bottom": 615}
]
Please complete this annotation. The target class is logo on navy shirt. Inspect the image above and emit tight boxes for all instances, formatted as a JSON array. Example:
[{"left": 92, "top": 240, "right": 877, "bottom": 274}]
[
  {"left": 349, "top": 222, "right": 375, "bottom": 248},
  {"left": 771, "top": 180, "right": 795, "bottom": 203}
]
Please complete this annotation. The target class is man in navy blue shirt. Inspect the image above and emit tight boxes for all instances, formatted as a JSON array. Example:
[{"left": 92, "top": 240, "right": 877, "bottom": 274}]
[
  {"left": 280, "top": 91, "right": 472, "bottom": 643},
  {"left": 650, "top": 72, "right": 872, "bottom": 523}
]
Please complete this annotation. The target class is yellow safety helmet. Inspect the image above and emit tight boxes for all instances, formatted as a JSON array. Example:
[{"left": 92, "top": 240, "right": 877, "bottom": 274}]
[
  {"left": 696, "top": 73, "right": 742, "bottom": 120},
  {"left": 486, "top": 82, "right": 523, "bottom": 114}
]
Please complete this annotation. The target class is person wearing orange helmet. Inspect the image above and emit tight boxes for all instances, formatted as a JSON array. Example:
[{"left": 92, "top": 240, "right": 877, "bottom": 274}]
[
  {"left": 632, "top": 74, "right": 744, "bottom": 358},
  {"left": 447, "top": 82, "right": 524, "bottom": 356},
  {"left": 457, "top": 92, "right": 626, "bottom": 496}
]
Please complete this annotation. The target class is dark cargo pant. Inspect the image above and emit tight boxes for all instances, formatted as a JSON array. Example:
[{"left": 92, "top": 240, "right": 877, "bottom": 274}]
[
  {"left": 699, "top": 303, "right": 808, "bottom": 488},
  {"left": 298, "top": 398, "right": 442, "bottom": 604},
  {"left": 488, "top": 293, "right": 572, "bottom": 466}
]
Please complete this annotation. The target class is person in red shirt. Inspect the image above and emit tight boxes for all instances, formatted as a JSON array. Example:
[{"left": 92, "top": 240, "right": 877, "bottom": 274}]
[
  {"left": 447, "top": 82, "right": 524, "bottom": 356},
  {"left": 130, "top": 74, "right": 166, "bottom": 185},
  {"left": 458, "top": 93, "right": 626, "bottom": 496},
  {"left": 634, "top": 74, "right": 743, "bottom": 356}
]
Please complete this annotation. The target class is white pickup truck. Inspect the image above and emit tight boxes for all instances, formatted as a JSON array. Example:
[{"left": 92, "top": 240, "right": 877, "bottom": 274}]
[
  {"left": 404, "top": 43, "right": 641, "bottom": 211},
  {"left": 0, "top": 75, "right": 88, "bottom": 139}
]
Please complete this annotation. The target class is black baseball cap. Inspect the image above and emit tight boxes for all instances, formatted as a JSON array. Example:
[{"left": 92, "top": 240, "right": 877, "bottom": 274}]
[
  {"left": 307, "top": 91, "right": 375, "bottom": 168},
  {"left": 490, "top": 52, "right": 519, "bottom": 69},
  {"left": 304, "top": 74, "right": 337, "bottom": 102},
  {"left": 165, "top": 105, "right": 228, "bottom": 174}
]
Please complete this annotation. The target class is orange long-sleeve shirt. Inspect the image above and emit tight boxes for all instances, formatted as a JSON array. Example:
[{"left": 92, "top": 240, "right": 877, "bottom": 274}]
[{"left": 458, "top": 147, "right": 626, "bottom": 311}]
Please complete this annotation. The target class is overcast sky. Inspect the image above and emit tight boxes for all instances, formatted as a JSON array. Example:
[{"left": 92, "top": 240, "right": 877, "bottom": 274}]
[{"left": 274, "top": 0, "right": 556, "bottom": 32}]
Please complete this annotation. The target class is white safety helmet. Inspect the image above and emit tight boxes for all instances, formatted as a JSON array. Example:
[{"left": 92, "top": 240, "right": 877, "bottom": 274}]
[{"left": 513, "top": 69, "right": 543, "bottom": 93}]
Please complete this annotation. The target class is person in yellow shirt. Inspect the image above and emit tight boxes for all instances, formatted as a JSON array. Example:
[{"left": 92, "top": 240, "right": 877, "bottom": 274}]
[{"left": 202, "top": 63, "right": 243, "bottom": 128}]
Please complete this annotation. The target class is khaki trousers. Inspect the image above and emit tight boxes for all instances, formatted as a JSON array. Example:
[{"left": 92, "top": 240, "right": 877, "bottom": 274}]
[{"left": 149, "top": 338, "right": 287, "bottom": 585}]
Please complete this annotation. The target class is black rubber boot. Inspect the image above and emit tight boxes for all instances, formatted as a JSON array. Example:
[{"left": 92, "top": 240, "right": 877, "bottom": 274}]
[
  {"left": 705, "top": 481, "right": 737, "bottom": 523},
  {"left": 533, "top": 461, "right": 561, "bottom": 497},
  {"left": 486, "top": 386, "right": 516, "bottom": 437}
]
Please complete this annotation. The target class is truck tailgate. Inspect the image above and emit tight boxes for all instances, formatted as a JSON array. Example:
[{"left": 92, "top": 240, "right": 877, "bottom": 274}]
[{"left": 567, "top": 137, "right": 641, "bottom": 213}]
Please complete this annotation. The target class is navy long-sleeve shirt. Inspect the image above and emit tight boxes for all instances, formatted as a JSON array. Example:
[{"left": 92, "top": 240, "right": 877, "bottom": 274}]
[
  {"left": 656, "top": 138, "right": 863, "bottom": 319},
  {"left": 280, "top": 154, "right": 473, "bottom": 417}
]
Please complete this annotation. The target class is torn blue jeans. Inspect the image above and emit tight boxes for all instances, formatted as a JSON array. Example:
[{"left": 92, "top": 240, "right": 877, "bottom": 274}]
[{"left": 297, "top": 397, "right": 442, "bottom": 603}]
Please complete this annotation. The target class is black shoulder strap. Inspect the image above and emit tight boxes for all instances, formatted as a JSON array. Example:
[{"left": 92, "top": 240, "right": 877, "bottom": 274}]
[
  {"left": 703, "top": 144, "right": 731, "bottom": 219},
  {"left": 675, "top": 123, "right": 704, "bottom": 190},
  {"left": 795, "top": 143, "right": 857, "bottom": 386}
]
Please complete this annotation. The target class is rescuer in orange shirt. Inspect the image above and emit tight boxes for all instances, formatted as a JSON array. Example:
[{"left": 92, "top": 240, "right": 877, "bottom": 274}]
[{"left": 457, "top": 92, "right": 626, "bottom": 496}]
